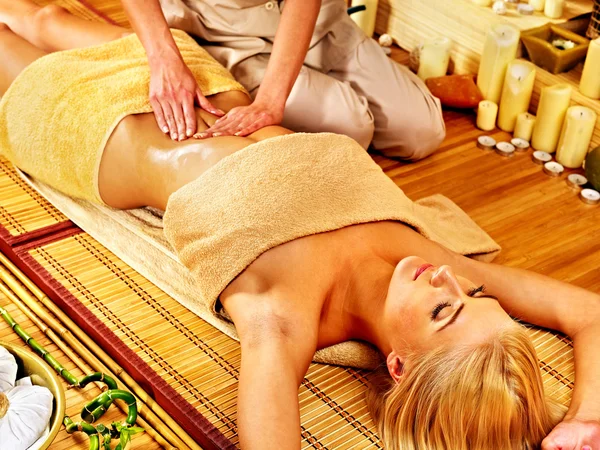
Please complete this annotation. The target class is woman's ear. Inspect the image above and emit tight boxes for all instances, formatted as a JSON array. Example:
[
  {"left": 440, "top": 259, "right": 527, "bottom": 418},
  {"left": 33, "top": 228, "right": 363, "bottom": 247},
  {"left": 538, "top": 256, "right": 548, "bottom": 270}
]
[{"left": 386, "top": 351, "right": 405, "bottom": 383}]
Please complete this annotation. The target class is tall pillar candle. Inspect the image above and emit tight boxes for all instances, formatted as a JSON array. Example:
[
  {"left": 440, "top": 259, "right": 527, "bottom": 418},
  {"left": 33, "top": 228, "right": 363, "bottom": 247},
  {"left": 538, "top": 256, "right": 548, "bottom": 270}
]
[
  {"left": 556, "top": 106, "right": 597, "bottom": 168},
  {"left": 477, "top": 24, "right": 520, "bottom": 104},
  {"left": 544, "top": 0, "right": 565, "bottom": 19},
  {"left": 497, "top": 60, "right": 536, "bottom": 132},
  {"left": 514, "top": 112, "right": 536, "bottom": 141},
  {"left": 531, "top": 84, "right": 572, "bottom": 153},
  {"left": 350, "top": 0, "right": 379, "bottom": 37},
  {"left": 580, "top": 38, "right": 600, "bottom": 100},
  {"left": 477, "top": 101, "right": 498, "bottom": 131},
  {"left": 418, "top": 38, "right": 452, "bottom": 80},
  {"left": 529, "top": 0, "right": 545, "bottom": 11}
]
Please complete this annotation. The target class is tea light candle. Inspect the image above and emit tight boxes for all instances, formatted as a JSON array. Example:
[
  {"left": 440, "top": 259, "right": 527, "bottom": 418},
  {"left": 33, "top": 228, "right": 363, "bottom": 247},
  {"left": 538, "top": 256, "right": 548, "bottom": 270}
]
[
  {"left": 518, "top": 4, "right": 534, "bottom": 14},
  {"left": 477, "top": 101, "right": 499, "bottom": 131},
  {"left": 543, "top": 161, "right": 564, "bottom": 177},
  {"left": 531, "top": 84, "right": 572, "bottom": 153},
  {"left": 493, "top": 1, "right": 507, "bottom": 14},
  {"left": 477, "top": 136, "right": 497, "bottom": 150},
  {"left": 495, "top": 142, "right": 516, "bottom": 157},
  {"left": 514, "top": 112, "right": 536, "bottom": 141},
  {"left": 566, "top": 174, "right": 588, "bottom": 190},
  {"left": 580, "top": 38, "right": 600, "bottom": 100},
  {"left": 529, "top": 0, "right": 545, "bottom": 11},
  {"left": 556, "top": 106, "right": 598, "bottom": 168},
  {"left": 511, "top": 138, "right": 530, "bottom": 151},
  {"left": 497, "top": 60, "right": 536, "bottom": 132},
  {"left": 477, "top": 24, "right": 520, "bottom": 104},
  {"left": 544, "top": 0, "right": 564, "bottom": 19},
  {"left": 532, "top": 150, "right": 553, "bottom": 165},
  {"left": 350, "top": 0, "right": 378, "bottom": 37},
  {"left": 417, "top": 37, "right": 452, "bottom": 80},
  {"left": 580, "top": 188, "right": 600, "bottom": 205}
]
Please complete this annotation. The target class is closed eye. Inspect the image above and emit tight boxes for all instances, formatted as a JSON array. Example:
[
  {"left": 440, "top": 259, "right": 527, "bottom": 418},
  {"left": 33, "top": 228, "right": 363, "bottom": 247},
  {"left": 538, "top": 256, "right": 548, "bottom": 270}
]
[{"left": 467, "top": 284, "right": 498, "bottom": 301}]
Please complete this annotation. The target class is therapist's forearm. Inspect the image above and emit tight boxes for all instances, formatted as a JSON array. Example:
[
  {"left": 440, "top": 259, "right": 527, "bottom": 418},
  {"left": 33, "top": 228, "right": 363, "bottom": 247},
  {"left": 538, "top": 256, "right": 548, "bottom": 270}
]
[
  {"left": 121, "top": 0, "right": 182, "bottom": 67},
  {"left": 254, "top": 0, "right": 321, "bottom": 109}
]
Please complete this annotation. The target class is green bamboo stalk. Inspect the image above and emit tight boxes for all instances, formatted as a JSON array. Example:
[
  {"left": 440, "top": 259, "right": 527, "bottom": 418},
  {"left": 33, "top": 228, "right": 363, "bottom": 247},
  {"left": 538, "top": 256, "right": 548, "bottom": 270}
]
[{"left": 1, "top": 304, "right": 143, "bottom": 450}]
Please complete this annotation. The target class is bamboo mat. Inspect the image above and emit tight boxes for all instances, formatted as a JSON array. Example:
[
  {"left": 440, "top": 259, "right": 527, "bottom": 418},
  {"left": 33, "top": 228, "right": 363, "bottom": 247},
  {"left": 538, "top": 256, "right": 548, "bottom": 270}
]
[{"left": 0, "top": 292, "right": 161, "bottom": 450}]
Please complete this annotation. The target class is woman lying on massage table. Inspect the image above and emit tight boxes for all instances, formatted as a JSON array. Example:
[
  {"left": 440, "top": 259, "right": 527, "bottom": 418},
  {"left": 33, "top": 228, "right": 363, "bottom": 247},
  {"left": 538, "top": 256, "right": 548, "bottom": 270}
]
[{"left": 1, "top": 3, "right": 599, "bottom": 449}]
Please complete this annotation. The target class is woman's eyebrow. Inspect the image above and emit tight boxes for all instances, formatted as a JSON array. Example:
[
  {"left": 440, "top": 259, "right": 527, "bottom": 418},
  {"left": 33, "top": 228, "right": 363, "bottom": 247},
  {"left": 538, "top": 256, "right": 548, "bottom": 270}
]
[{"left": 438, "top": 303, "right": 465, "bottom": 332}]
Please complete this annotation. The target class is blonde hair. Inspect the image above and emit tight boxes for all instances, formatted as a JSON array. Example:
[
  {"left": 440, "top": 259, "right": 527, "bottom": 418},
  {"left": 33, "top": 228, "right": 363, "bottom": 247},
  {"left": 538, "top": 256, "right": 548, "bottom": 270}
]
[{"left": 367, "top": 326, "right": 566, "bottom": 450}]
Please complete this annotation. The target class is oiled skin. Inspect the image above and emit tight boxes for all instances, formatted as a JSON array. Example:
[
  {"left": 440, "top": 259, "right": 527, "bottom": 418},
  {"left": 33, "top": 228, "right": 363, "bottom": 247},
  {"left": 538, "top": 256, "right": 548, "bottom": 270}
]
[{"left": 98, "top": 90, "right": 293, "bottom": 209}]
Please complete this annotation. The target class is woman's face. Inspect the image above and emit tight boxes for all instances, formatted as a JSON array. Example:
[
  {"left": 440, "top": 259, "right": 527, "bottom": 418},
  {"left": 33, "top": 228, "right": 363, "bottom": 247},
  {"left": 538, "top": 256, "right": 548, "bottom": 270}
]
[{"left": 383, "top": 256, "right": 516, "bottom": 375}]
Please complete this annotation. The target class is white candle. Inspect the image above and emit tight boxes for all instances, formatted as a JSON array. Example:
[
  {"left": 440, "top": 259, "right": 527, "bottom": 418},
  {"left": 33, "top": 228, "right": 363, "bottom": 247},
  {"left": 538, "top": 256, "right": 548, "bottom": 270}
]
[
  {"left": 350, "top": 0, "right": 379, "bottom": 37},
  {"left": 531, "top": 84, "right": 572, "bottom": 153},
  {"left": 472, "top": 0, "right": 493, "bottom": 5},
  {"left": 477, "top": 101, "right": 499, "bottom": 131},
  {"left": 477, "top": 24, "right": 521, "bottom": 104},
  {"left": 556, "top": 106, "right": 598, "bottom": 168},
  {"left": 497, "top": 60, "right": 536, "bottom": 132},
  {"left": 544, "top": 0, "right": 564, "bottom": 19},
  {"left": 514, "top": 112, "right": 536, "bottom": 141},
  {"left": 529, "top": 0, "right": 545, "bottom": 12},
  {"left": 417, "top": 37, "right": 452, "bottom": 80},
  {"left": 580, "top": 38, "right": 600, "bottom": 100}
]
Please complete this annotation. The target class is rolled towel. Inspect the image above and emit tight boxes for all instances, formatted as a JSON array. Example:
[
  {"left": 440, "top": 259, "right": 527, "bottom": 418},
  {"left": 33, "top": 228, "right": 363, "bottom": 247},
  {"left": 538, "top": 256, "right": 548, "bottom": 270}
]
[{"left": 163, "top": 132, "right": 500, "bottom": 368}]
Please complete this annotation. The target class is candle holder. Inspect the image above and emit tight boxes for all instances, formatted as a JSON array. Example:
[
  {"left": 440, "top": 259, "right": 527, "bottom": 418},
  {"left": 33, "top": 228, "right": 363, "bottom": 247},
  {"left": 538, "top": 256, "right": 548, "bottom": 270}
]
[{"left": 521, "top": 24, "right": 590, "bottom": 73}]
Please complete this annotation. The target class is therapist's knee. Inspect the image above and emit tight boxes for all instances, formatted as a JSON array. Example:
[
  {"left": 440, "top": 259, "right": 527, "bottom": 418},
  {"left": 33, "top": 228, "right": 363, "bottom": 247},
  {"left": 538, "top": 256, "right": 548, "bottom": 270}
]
[
  {"left": 379, "top": 110, "right": 446, "bottom": 161},
  {"left": 340, "top": 107, "right": 375, "bottom": 150}
]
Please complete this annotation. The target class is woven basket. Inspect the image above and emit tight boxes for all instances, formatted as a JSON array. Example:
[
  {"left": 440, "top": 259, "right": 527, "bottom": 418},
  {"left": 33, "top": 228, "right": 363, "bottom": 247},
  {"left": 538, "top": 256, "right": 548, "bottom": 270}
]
[{"left": 588, "top": 0, "right": 600, "bottom": 39}]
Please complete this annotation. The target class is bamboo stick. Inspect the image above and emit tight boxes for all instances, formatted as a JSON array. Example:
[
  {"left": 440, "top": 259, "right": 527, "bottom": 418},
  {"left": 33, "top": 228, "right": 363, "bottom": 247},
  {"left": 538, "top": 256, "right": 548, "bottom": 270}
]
[
  {"left": 0, "top": 253, "right": 200, "bottom": 450},
  {"left": 0, "top": 279, "right": 169, "bottom": 449}
]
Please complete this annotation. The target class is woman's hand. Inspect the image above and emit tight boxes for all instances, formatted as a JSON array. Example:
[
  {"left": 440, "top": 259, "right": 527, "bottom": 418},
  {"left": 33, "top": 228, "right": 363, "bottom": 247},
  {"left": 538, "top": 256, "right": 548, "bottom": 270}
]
[
  {"left": 194, "top": 100, "right": 284, "bottom": 138},
  {"left": 542, "top": 417, "right": 600, "bottom": 450},
  {"left": 149, "top": 56, "right": 224, "bottom": 141}
]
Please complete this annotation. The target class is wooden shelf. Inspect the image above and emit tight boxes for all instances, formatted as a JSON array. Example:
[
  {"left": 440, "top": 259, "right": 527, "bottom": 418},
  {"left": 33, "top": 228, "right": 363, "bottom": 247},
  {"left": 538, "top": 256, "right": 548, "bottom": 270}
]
[{"left": 377, "top": 0, "right": 600, "bottom": 148}]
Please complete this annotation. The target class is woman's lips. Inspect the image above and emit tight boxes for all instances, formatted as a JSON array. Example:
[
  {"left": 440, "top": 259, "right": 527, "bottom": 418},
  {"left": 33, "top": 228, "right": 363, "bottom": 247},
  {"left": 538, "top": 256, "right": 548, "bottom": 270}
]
[{"left": 414, "top": 264, "right": 434, "bottom": 280}]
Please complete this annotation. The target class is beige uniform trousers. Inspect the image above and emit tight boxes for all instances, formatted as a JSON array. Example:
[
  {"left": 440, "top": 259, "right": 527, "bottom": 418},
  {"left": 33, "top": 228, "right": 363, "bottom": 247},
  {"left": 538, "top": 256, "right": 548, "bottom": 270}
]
[{"left": 159, "top": 0, "right": 445, "bottom": 160}]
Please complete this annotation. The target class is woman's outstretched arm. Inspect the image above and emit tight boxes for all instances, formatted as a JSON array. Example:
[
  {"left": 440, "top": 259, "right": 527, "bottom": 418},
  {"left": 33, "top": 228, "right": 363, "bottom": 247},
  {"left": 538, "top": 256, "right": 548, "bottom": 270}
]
[
  {"left": 454, "top": 255, "right": 600, "bottom": 449},
  {"left": 222, "top": 291, "right": 318, "bottom": 449}
]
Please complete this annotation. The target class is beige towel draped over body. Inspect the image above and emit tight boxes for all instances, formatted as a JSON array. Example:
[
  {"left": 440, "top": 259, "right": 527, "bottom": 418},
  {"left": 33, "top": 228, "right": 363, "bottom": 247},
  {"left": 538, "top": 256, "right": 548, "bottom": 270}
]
[{"left": 163, "top": 133, "right": 500, "bottom": 367}]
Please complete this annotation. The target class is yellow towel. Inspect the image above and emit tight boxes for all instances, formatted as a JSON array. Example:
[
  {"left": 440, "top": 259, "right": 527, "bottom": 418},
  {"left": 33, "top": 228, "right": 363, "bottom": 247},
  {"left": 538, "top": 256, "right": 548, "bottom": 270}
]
[
  {"left": 163, "top": 132, "right": 501, "bottom": 367},
  {"left": 0, "top": 29, "right": 246, "bottom": 204}
]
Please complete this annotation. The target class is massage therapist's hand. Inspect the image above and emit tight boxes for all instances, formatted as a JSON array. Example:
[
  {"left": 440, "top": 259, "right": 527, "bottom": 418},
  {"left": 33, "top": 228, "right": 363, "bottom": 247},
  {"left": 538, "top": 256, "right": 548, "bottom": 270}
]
[
  {"left": 542, "top": 417, "right": 600, "bottom": 450},
  {"left": 195, "top": 99, "right": 284, "bottom": 138},
  {"left": 149, "top": 56, "right": 224, "bottom": 141}
]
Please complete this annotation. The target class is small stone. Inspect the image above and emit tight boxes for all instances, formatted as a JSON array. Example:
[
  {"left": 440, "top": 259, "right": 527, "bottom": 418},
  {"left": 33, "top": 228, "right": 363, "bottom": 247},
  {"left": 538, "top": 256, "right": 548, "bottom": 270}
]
[{"left": 379, "top": 34, "right": 393, "bottom": 47}]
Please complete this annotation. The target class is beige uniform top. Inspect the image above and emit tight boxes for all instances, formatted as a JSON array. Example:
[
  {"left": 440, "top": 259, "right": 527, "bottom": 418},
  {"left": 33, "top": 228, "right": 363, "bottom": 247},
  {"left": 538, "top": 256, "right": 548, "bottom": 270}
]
[{"left": 159, "top": 0, "right": 366, "bottom": 91}]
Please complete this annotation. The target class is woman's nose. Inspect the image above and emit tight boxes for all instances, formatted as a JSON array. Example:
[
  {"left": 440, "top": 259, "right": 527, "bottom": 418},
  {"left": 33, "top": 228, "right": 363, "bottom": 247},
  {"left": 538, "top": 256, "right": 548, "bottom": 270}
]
[{"left": 431, "top": 266, "right": 463, "bottom": 294}]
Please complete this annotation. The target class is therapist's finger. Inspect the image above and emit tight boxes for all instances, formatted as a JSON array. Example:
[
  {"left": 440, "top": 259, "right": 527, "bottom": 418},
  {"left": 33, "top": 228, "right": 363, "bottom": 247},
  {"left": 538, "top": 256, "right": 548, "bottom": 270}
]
[
  {"left": 161, "top": 103, "right": 178, "bottom": 140},
  {"left": 150, "top": 98, "right": 170, "bottom": 135},
  {"left": 181, "top": 94, "right": 197, "bottom": 137},
  {"left": 197, "top": 90, "right": 225, "bottom": 117},
  {"left": 170, "top": 100, "right": 187, "bottom": 141}
]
